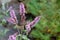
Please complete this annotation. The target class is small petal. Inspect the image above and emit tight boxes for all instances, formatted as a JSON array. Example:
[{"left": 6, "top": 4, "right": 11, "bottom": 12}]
[
  {"left": 7, "top": 17, "right": 16, "bottom": 24},
  {"left": 25, "top": 24, "right": 31, "bottom": 33}
]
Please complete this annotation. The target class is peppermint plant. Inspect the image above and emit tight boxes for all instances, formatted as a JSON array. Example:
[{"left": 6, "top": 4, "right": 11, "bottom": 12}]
[{"left": 7, "top": 2, "right": 41, "bottom": 40}]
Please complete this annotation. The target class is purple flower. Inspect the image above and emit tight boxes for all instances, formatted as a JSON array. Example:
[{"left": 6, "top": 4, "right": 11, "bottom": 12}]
[
  {"left": 25, "top": 24, "right": 31, "bottom": 33},
  {"left": 8, "top": 33, "right": 18, "bottom": 40},
  {"left": 25, "top": 16, "right": 41, "bottom": 33},
  {"left": 9, "top": 7, "right": 16, "bottom": 19},
  {"left": 30, "top": 16, "right": 41, "bottom": 28},
  {"left": 7, "top": 17, "right": 16, "bottom": 24},
  {"left": 19, "top": 2, "right": 25, "bottom": 15},
  {"left": 19, "top": 2, "right": 26, "bottom": 25},
  {"left": 7, "top": 6, "right": 18, "bottom": 24}
]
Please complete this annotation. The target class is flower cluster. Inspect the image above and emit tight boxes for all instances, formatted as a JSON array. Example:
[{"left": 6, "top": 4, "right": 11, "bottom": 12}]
[{"left": 8, "top": 2, "right": 41, "bottom": 40}]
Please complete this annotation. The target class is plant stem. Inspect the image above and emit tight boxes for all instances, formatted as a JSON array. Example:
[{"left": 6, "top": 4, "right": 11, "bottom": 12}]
[{"left": 20, "top": 31, "right": 22, "bottom": 40}]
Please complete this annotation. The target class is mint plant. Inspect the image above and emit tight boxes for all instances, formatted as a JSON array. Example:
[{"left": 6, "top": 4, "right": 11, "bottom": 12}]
[{"left": 5, "top": 2, "right": 40, "bottom": 40}]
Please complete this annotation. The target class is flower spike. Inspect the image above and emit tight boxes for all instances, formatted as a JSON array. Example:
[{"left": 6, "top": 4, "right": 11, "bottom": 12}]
[
  {"left": 7, "top": 6, "right": 18, "bottom": 24},
  {"left": 19, "top": 2, "right": 26, "bottom": 15},
  {"left": 25, "top": 16, "right": 41, "bottom": 33}
]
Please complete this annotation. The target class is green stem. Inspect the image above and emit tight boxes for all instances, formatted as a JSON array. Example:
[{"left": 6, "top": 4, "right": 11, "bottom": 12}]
[{"left": 20, "top": 30, "right": 23, "bottom": 40}]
